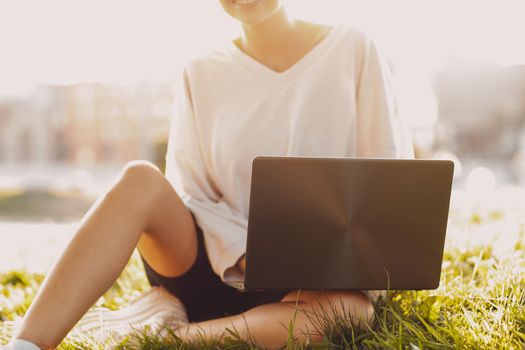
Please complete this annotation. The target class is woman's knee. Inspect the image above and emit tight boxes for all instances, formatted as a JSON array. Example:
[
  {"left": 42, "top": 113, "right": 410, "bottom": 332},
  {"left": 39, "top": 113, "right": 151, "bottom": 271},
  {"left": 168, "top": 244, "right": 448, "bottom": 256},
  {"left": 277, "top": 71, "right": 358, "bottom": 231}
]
[
  {"left": 117, "top": 161, "right": 165, "bottom": 193},
  {"left": 121, "top": 160, "right": 162, "bottom": 182},
  {"left": 101, "top": 160, "right": 170, "bottom": 211}
]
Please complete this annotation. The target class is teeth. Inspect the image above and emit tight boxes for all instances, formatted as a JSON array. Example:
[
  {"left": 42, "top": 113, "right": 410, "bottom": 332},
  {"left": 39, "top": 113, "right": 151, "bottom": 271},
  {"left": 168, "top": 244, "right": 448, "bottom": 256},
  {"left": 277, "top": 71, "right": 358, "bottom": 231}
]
[{"left": 234, "top": 0, "right": 258, "bottom": 5}]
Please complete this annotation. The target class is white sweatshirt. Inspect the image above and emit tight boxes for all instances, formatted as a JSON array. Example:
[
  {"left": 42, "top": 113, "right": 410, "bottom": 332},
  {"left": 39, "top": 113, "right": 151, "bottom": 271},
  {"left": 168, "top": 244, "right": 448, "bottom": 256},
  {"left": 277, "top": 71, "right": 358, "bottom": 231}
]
[{"left": 165, "top": 24, "right": 414, "bottom": 286}]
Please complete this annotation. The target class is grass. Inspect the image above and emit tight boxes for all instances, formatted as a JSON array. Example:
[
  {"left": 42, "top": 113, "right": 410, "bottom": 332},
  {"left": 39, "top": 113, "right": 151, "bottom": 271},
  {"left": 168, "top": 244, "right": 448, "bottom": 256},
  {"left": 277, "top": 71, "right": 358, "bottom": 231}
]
[{"left": 1, "top": 189, "right": 525, "bottom": 349}]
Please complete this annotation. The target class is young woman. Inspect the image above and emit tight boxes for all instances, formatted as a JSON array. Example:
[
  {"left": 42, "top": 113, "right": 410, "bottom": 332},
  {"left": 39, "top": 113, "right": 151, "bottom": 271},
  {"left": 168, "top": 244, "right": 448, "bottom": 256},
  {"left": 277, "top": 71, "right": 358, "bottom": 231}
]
[{"left": 3, "top": 0, "right": 413, "bottom": 349}]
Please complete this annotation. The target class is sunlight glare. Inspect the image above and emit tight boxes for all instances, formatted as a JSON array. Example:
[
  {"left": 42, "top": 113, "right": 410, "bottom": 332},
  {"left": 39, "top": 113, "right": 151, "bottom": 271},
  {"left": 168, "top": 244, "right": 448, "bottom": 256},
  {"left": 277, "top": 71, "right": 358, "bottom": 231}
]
[{"left": 0, "top": 0, "right": 523, "bottom": 92}]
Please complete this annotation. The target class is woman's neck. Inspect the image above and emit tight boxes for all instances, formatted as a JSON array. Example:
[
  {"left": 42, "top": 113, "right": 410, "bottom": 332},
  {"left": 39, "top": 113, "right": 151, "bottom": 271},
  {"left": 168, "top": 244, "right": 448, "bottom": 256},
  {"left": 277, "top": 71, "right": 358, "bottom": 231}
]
[
  {"left": 238, "top": 7, "right": 296, "bottom": 55},
  {"left": 234, "top": 8, "right": 331, "bottom": 73}
]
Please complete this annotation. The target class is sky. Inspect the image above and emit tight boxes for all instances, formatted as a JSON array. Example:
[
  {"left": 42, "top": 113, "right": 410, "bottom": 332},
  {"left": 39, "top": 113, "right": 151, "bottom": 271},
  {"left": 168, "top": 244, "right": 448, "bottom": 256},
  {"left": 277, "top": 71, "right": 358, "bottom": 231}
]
[{"left": 0, "top": 0, "right": 524, "bottom": 95}]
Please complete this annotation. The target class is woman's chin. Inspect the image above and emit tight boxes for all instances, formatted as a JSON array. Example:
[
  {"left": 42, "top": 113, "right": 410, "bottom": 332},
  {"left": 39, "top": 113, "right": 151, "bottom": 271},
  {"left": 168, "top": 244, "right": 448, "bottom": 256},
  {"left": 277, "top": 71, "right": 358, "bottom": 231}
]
[{"left": 220, "top": 0, "right": 283, "bottom": 26}]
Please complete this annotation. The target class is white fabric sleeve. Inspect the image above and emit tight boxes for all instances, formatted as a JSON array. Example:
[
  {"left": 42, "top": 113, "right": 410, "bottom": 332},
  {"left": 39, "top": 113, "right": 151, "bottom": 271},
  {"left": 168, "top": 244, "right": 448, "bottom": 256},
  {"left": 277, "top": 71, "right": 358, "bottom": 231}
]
[
  {"left": 165, "top": 70, "right": 247, "bottom": 284},
  {"left": 356, "top": 37, "right": 414, "bottom": 159}
]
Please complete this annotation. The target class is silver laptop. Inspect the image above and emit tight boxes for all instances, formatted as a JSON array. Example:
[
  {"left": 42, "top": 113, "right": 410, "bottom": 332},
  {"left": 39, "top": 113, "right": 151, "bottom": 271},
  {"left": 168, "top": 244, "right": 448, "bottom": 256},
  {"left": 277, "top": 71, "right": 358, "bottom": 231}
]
[{"left": 237, "top": 156, "right": 454, "bottom": 291}]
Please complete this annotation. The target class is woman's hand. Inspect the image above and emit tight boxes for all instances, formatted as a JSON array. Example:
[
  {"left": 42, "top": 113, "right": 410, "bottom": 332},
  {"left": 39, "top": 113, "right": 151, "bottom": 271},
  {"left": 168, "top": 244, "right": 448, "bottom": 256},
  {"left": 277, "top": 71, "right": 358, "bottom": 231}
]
[{"left": 236, "top": 255, "right": 246, "bottom": 274}]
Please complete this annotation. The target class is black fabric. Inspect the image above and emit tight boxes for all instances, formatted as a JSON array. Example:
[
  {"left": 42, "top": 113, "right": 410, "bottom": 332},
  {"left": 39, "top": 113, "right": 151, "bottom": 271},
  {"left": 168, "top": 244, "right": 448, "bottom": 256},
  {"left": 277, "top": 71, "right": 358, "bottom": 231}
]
[{"left": 140, "top": 213, "right": 289, "bottom": 322}]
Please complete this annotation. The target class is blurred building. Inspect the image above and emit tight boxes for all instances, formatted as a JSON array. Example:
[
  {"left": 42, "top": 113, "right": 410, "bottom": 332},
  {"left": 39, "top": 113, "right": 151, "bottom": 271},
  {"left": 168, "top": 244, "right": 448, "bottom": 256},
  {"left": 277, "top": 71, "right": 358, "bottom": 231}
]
[
  {"left": 0, "top": 82, "right": 173, "bottom": 169},
  {"left": 1, "top": 63, "right": 524, "bottom": 185}
]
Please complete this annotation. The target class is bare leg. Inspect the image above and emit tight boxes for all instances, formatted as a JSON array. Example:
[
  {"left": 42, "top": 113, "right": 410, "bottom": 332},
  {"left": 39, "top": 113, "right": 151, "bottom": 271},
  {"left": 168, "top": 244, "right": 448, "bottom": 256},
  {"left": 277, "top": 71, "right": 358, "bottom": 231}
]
[
  {"left": 175, "top": 290, "right": 374, "bottom": 349},
  {"left": 12, "top": 161, "right": 198, "bottom": 349},
  {"left": 10, "top": 160, "right": 374, "bottom": 349}
]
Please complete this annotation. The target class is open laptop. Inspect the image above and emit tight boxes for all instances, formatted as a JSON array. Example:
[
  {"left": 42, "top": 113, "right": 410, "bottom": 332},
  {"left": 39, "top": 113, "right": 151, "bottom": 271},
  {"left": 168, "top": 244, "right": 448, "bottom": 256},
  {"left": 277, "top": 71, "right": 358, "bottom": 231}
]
[{"left": 238, "top": 156, "right": 454, "bottom": 291}]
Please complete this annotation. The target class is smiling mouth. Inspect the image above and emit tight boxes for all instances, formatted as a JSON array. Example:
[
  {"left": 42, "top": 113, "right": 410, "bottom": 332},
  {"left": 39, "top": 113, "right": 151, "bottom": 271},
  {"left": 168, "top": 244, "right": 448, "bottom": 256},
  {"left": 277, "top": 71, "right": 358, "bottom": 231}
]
[{"left": 232, "top": 0, "right": 260, "bottom": 7}]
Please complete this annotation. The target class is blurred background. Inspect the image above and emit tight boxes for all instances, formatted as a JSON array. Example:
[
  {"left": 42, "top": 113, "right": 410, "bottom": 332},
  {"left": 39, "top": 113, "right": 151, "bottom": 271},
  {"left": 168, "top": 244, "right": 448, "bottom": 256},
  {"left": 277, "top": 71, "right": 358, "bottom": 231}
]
[{"left": 1, "top": 0, "right": 524, "bottom": 271}]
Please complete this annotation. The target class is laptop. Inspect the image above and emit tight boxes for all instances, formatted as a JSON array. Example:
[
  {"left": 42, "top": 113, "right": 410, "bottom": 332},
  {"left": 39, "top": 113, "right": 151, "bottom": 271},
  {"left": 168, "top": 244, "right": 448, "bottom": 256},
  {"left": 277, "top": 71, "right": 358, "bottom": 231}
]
[{"left": 238, "top": 156, "right": 454, "bottom": 291}]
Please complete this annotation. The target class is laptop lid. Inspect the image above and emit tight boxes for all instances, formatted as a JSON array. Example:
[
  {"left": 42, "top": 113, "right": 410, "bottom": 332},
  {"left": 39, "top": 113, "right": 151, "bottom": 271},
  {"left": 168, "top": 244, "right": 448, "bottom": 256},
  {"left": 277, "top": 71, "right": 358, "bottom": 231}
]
[{"left": 243, "top": 156, "right": 454, "bottom": 291}]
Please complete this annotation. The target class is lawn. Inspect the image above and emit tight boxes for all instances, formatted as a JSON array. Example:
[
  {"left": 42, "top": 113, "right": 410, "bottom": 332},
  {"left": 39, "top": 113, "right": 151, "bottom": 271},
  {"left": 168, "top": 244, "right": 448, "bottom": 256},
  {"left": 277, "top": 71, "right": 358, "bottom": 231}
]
[{"left": 1, "top": 188, "right": 524, "bottom": 349}]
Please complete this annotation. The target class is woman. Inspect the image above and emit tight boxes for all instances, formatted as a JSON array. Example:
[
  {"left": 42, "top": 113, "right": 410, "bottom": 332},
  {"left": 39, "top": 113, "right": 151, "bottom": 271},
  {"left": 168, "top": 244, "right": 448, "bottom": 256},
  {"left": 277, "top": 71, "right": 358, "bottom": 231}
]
[{"left": 3, "top": 0, "right": 413, "bottom": 349}]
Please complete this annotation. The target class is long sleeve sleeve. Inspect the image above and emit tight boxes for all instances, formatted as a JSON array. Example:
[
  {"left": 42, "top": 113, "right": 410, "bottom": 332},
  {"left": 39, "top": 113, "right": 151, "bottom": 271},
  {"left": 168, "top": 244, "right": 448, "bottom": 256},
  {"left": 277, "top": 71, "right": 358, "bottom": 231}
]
[
  {"left": 355, "top": 37, "right": 414, "bottom": 159},
  {"left": 165, "top": 69, "right": 247, "bottom": 284}
]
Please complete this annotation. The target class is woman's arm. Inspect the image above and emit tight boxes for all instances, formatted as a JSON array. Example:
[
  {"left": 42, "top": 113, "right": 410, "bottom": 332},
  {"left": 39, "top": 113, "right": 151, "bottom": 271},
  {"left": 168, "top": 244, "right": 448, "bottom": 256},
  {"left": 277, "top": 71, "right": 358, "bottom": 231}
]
[
  {"left": 166, "top": 68, "right": 248, "bottom": 282},
  {"left": 355, "top": 35, "right": 414, "bottom": 159},
  {"left": 236, "top": 254, "right": 246, "bottom": 274}
]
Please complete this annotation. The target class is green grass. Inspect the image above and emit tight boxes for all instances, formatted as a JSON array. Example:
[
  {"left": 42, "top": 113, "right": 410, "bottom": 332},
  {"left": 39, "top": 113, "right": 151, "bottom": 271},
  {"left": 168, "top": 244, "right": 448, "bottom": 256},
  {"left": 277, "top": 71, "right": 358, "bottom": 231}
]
[{"left": 1, "top": 194, "right": 525, "bottom": 349}]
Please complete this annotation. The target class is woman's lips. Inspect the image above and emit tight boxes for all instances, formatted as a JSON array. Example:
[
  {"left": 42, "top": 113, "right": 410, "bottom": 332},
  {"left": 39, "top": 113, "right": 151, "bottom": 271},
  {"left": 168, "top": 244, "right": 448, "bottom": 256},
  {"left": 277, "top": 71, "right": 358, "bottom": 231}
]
[{"left": 232, "top": 0, "right": 260, "bottom": 7}]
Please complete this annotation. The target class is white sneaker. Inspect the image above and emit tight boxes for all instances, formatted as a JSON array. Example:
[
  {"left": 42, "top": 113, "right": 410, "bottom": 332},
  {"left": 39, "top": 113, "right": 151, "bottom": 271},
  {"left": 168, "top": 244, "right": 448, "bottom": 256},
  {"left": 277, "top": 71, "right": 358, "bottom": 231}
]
[
  {"left": 1, "top": 339, "right": 41, "bottom": 350},
  {"left": 72, "top": 286, "right": 188, "bottom": 341}
]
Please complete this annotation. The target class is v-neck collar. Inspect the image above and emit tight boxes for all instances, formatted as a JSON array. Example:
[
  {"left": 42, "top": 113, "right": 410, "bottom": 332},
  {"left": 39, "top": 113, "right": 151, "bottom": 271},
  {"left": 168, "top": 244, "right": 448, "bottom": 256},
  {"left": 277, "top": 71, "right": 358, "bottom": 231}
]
[{"left": 228, "top": 24, "right": 345, "bottom": 86}]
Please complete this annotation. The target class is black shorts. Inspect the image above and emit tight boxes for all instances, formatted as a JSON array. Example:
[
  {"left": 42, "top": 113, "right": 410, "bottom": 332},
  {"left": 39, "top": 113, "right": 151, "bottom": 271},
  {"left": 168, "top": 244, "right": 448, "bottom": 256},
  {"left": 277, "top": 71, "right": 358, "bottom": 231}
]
[{"left": 140, "top": 213, "right": 290, "bottom": 322}]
